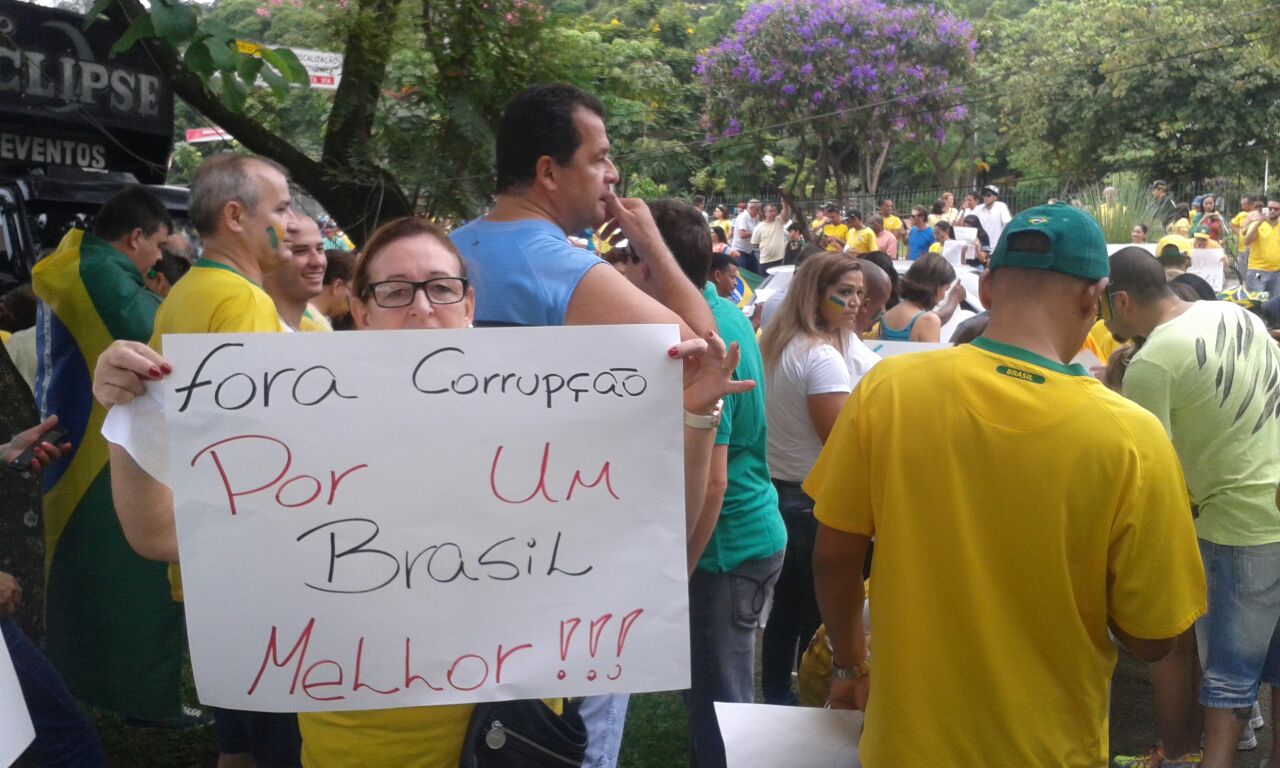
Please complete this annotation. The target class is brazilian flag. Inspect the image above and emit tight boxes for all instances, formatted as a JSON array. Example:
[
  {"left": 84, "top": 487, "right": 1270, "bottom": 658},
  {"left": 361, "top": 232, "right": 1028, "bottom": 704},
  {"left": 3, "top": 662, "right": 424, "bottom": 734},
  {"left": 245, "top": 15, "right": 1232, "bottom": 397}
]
[
  {"left": 729, "top": 268, "right": 764, "bottom": 309},
  {"left": 32, "top": 229, "right": 184, "bottom": 720}
]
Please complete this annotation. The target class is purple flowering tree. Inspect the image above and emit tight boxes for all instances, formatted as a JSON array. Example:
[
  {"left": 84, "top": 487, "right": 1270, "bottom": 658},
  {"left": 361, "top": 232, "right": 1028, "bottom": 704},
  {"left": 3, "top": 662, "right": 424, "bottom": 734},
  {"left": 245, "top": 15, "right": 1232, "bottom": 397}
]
[{"left": 695, "top": 0, "right": 975, "bottom": 197}]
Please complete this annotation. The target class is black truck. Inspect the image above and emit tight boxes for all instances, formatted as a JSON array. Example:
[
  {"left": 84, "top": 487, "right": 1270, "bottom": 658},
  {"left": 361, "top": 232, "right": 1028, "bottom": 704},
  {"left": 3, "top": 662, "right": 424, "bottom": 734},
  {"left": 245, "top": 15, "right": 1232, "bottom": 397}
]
[
  {"left": 0, "top": 0, "right": 187, "bottom": 294},
  {"left": 0, "top": 0, "right": 185, "bottom": 635}
]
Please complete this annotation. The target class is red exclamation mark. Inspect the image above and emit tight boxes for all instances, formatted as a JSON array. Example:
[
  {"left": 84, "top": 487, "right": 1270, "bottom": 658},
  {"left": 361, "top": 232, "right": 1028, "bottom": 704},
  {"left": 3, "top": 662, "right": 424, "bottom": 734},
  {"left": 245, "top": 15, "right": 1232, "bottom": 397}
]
[
  {"left": 557, "top": 617, "right": 581, "bottom": 681},
  {"left": 585, "top": 613, "right": 613, "bottom": 681},
  {"left": 607, "top": 608, "right": 644, "bottom": 681}
]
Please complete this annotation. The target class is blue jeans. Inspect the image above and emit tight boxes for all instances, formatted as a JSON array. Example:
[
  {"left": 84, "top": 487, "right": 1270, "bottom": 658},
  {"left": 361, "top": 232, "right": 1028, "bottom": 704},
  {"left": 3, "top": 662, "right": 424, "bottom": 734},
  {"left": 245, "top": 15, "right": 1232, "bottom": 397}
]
[
  {"left": 1246, "top": 268, "right": 1280, "bottom": 296},
  {"left": 760, "top": 482, "right": 820, "bottom": 705},
  {"left": 1, "top": 618, "right": 105, "bottom": 767},
  {"left": 685, "top": 551, "right": 784, "bottom": 768},
  {"left": 1197, "top": 539, "right": 1280, "bottom": 709},
  {"left": 579, "top": 692, "right": 629, "bottom": 768}
]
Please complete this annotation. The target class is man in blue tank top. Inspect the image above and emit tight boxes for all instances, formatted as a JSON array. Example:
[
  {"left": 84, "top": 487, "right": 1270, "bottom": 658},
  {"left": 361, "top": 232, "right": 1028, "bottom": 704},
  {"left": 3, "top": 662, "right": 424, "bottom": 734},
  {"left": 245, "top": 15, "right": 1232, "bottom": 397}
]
[{"left": 450, "top": 83, "right": 731, "bottom": 768}]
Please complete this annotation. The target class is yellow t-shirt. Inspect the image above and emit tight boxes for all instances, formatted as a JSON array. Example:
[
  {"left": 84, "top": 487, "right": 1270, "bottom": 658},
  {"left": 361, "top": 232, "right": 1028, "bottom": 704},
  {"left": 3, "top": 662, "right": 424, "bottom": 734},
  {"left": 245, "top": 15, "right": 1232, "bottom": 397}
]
[
  {"left": 845, "top": 226, "right": 876, "bottom": 254},
  {"left": 819, "top": 222, "right": 849, "bottom": 251},
  {"left": 1083, "top": 318, "right": 1124, "bottom": 364},
  {"left": 299, "top": 304, "right": 334, "bottom": 332},
  {"left": 1249, "top": 221, "right": 1280, "bottom": 271},
  {"left": 1231, "top": 211, "right": 1248, "bottom": 232},
  {"left": 300, "top": 698, "right": 565, "bottom": 767},
  {"left": 151, "top": 259, "right": 282, "bottom": 602},
  {"left": 804, "top": 339, "right": 1205, "bottom": 767},
  {"left": 882, "top": 214, "right": 903, "bottom": 233}
]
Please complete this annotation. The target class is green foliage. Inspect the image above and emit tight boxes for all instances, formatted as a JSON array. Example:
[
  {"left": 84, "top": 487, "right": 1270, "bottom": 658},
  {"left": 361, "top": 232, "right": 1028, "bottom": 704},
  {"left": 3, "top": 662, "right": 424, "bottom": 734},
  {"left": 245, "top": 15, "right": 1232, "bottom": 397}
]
[
  {"left": 89, "top": 0, "right": 310, "bottom": 113},
  {"left": 985, "top": 0, "right": 1280, "bottom": 182},
  {"left": 1076, "top": 174, "right": 1166, "bottom": 244}
]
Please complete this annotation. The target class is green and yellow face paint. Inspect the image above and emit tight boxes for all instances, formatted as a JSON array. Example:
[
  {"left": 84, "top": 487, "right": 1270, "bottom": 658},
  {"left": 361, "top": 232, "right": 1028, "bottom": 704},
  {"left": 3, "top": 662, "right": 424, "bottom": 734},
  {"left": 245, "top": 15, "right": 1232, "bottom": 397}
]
[
  {"left": 266, "top": 225, "right": 281, "bottom": 249},
  {"left": 828, "top": 294, "right": 847, "bottom": 309}
]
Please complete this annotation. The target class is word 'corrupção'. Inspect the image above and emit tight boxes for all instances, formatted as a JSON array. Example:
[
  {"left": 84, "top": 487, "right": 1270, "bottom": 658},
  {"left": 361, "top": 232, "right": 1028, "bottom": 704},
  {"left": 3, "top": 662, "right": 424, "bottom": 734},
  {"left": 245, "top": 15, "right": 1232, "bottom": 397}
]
[
  {"left": 412, "top": 346, "right": 649, "bottom": 409},
  {"left": 173, "top": 342, "right": 652, "bottom": 413}
]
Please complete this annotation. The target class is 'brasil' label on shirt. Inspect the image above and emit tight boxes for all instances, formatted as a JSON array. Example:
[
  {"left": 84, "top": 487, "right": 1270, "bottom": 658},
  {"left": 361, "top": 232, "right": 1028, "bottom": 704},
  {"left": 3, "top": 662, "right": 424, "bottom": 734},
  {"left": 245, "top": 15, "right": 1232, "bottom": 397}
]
[{"left": 996, "top": 365, "right": 1045, "bottom": 384}]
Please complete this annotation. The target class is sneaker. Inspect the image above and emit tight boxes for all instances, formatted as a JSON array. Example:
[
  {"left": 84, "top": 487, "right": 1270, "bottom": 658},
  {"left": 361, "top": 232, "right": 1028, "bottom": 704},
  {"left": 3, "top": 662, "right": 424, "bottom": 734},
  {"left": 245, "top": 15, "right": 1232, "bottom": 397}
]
[
  {"left": 1239, "top": 723, "right": 1258, "bottom": 751},
  {"left": 1251, "top": 700, "right": 1265, "bottom": 731},
  {"left": 1162, "top": 754, "right": 1202, "bottom": 767},
  {"left": 1113, "top": 747, "right": 1164, "bottom": 768}
]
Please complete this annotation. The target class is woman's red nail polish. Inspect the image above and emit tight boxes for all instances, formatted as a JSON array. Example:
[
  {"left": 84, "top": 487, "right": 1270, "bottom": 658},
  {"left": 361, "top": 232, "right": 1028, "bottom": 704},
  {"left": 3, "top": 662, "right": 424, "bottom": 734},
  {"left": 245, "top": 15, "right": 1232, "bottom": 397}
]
[
  {"left": 160, "top": 364, "right": 173, "bottom": 375},
  {"left": 668, "top": 347, "right": 679, "bottom": 358},
  {"left": 149, "top": 366, "right": 162, "bottom": 379}
]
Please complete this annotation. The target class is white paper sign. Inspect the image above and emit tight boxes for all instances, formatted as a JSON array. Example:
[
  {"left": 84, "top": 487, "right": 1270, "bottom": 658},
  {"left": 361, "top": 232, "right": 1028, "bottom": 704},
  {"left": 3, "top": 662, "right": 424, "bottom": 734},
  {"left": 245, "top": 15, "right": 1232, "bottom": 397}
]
[
  {"left": 1108, "top": 243, "right": 1156, "bottom": 256},
  {"left": 163, "top": 326, "right": 687, "bottom": 712},
  {"left": 864, "top": 340, "right": 950, "bottom": 358},
  {"left": 940, "top": 240, "right": 967, "bottom": 267},
  {"left": 952, "top": 226, "right": 977, "bottom": 244},
  {"left": 0, "top": 632, "right": 35, "bottom": 765},
  {"left": 1190, "top": 248, "right": 1226, "bottom": 290},
  {"left": 716, "top": 703, "right": 862, "bottom": 768}
]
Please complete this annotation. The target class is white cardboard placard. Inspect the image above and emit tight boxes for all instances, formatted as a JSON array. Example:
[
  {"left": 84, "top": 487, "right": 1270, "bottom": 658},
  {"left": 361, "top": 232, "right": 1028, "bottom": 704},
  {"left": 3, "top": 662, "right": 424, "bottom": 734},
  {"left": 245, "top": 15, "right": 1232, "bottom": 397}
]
[
  {"left": 716, "top": 703, "right": 862, "bottom": 768},
  {"left": 1108, "top": 243, "right": 1156, "bottom": 256},
  {"left": 162, "top": 325, "right": 687, "bottom": 712},
  {"left": 864, "top": 340, "right": 950, "bottom": 358},
  {"left": 1189, "top": 248, "right": 1226, "bottom": 290},
  {"left": 0, "top": 631, "right": 34, "bottom": 765}
]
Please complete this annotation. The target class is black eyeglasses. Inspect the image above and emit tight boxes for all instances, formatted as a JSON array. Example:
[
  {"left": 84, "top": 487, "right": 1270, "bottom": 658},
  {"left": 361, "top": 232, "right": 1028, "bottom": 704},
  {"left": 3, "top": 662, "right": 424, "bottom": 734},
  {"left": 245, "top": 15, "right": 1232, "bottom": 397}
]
[{"left": 364, "top": 277, "right": 469, "bottom": 308}]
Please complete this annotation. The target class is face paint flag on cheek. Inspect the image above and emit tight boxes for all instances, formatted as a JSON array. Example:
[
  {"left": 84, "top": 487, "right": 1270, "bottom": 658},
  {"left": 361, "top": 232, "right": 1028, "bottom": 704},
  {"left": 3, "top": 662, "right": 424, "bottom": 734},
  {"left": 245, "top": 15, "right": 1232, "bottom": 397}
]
[
  {"left": 829, "top": 295, "right": 846, "bottom": 308},
  {"left": 266, "top": 226, "right": 280, "bottom": 249}
]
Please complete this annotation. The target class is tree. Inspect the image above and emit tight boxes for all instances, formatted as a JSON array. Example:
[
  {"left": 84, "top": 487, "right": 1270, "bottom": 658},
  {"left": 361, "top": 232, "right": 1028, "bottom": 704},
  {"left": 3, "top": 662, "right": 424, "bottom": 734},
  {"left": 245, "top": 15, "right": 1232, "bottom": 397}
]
[
  {"left": 986, "top": 0, "right": 1280, "bottom": 183},
  {"left": 695, "top": 0, "right": 975, "bottom": 198}
]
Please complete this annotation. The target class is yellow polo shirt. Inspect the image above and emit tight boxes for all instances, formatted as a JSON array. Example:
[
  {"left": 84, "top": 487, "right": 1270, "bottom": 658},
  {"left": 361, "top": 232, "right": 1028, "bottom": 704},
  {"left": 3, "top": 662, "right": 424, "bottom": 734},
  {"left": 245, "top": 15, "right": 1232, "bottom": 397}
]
[
  {"left": 882, "top": 214, "right": 903, "bottom": 234},
  {"left": 805, "top": 338, "right": 1205, "bottom": 767},
  {"left": 818, "top": 222, "right": 849, "bottom": 251}
]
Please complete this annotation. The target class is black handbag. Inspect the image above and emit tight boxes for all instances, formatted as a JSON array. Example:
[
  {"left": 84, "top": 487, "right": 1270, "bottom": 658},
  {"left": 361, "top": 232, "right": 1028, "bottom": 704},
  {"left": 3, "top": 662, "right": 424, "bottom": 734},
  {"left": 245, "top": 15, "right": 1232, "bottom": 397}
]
[{"left": 460, "top": 698, "right": 587, "bottom": 767}]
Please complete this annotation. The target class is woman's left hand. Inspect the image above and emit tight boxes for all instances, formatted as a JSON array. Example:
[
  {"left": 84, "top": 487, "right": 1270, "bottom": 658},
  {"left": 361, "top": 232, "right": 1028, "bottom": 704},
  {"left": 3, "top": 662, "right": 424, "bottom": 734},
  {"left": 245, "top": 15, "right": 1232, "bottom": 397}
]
[{"left": 669, "top": 331, "right": 755, "bottom": 415}]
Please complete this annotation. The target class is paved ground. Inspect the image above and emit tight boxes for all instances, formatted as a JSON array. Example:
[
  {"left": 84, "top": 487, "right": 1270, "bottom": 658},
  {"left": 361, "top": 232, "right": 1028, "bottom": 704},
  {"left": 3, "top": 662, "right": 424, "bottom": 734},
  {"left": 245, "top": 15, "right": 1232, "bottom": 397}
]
[{"left": 1111, "top": 651, "right": 1273, "bottom": 766}]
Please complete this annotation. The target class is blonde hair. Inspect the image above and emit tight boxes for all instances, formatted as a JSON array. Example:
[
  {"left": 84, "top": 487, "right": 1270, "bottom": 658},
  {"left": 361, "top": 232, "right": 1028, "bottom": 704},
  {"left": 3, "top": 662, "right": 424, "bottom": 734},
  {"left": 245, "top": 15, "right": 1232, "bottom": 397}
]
[{"left": 760, "top": 251, "right": 863, "bottom": 371}]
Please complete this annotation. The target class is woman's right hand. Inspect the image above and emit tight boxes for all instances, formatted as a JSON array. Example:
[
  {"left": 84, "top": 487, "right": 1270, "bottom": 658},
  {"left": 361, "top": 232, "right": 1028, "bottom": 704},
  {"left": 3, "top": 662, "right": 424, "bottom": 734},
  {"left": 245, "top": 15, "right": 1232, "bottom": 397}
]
[
  {"left": 93, "top": 340, "right": 171, "bottom": 408},
  {"left": 671, "top": 331, "right": 755, "bottom": 415}
]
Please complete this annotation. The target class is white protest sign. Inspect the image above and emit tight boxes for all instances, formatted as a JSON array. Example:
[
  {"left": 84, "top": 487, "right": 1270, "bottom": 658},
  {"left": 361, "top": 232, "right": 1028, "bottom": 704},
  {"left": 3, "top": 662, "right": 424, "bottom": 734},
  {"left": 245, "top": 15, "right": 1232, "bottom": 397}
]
[
  {"left": 940, "top": 240, "right": 967, "bottom": 267},
  {"left": 1108, "top": 243, "right": 1156, "bottom": 256},
  {"left": 953, "top": 226, "right": 977, "bottom": 244},
  {"left": 0, "top": 633, "right": 34, "bottom": 765},
  {"left": 864, "top": 340, "right": 950, "bottom": 358},
  {"left": 716, "top": 703, "right": 862, "bottom": 768},
  {"left": 164, "top": 325, "right": 687, "bottom": 712},
  {"left": 1190, "top": 248, "right": 1226, "bottom": 290}
]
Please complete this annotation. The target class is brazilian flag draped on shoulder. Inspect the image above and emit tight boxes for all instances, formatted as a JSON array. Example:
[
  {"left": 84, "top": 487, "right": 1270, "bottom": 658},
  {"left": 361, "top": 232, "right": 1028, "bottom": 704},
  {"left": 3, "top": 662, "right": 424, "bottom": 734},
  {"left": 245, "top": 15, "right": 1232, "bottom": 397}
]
[{"left": 32, "top": 229, "right": 184, "bottom": 720}]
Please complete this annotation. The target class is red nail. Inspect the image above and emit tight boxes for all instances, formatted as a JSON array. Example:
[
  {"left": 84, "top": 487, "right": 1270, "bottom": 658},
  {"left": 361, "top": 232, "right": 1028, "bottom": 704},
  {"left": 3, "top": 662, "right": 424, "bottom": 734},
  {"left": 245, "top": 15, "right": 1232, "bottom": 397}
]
[
  {"left": 160, "top": 364, "right": 172, "bottom": 375},
  {"left": 668, "top": 347, "right": 679, "bottom": 358},
  {"left": 148, "top": 366, "right": 162, "bottom": 379}
]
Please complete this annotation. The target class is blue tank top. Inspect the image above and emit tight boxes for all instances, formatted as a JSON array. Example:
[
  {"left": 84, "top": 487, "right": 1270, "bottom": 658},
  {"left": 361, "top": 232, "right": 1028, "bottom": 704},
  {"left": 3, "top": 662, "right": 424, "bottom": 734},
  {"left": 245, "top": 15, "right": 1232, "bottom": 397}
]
[
  {"left": 449, "top": 218, "right": 603, "bottom": 327},
  {"left": 879, "top": 310, "right": 927, "bottom": 341}
]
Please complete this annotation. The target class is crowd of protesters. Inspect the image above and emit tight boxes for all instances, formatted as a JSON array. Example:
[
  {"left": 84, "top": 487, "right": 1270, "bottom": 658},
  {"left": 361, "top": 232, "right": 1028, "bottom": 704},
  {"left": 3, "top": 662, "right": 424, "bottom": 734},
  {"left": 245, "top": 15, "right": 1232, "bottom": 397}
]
[{"left": 1, "top": 82, "right": 1279, "bottom": 768}]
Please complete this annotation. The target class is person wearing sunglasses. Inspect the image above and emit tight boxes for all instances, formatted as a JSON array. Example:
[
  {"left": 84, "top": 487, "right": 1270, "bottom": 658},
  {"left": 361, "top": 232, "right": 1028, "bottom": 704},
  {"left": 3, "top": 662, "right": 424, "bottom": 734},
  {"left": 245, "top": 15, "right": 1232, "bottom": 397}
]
[{"left": 1243, "top": 197, "right": 1280, "bottom": 297}]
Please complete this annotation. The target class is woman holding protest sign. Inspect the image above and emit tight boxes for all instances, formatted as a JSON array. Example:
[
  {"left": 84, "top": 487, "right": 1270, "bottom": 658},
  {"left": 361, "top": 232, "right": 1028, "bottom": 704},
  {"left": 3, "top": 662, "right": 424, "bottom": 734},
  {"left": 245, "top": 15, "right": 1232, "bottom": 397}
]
[
  {"left": 757, "top": 251, "right": 880, "bottom": 706},
  {"left": 91, "top": 215, "right": 747, "bottom": 767}
]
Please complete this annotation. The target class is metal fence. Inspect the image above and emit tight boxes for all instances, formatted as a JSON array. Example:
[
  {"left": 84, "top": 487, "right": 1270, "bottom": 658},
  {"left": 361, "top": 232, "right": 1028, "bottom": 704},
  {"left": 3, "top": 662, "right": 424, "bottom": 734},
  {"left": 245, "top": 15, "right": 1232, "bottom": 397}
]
[{"left": 705, "top": 177, "right": 1261, "bottom": 220}]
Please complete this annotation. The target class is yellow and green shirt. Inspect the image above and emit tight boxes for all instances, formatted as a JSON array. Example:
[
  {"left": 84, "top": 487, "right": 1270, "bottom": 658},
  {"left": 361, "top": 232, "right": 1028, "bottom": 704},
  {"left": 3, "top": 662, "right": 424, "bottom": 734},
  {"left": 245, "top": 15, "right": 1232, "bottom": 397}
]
[
  {"left": 805, "top": 337, "right": 1205, "bottom": 767},
  {"left": 151, "top": 258, "right": 282, "bottom": 603},
  {"left": 845, "top": 226, "right": 876, "bottom": 254}
]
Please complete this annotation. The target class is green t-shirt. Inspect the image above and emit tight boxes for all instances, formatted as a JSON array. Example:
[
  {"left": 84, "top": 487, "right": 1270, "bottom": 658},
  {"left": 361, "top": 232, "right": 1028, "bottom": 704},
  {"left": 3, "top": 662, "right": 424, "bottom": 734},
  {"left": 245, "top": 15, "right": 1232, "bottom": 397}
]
[
  {"left": 697, "top": 283, "right": 786, "bottom": 573},
  {"left": 1123, "top": 300, "right": 1280, "bottom": 546}
]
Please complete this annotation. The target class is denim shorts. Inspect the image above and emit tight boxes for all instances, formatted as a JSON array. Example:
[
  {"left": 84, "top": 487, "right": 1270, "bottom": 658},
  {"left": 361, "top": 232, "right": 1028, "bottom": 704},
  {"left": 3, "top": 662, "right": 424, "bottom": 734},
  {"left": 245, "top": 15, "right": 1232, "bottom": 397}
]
[{"left": 1197, "top": 539, "right": 1280, "bottom": 709}]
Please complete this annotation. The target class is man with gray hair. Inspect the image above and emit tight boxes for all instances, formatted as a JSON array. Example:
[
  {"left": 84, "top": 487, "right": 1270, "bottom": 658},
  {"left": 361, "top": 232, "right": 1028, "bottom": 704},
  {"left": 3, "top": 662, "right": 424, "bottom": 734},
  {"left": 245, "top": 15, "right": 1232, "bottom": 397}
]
[{"left": 97, "top": 152, "right": 304, "bottom": 768}]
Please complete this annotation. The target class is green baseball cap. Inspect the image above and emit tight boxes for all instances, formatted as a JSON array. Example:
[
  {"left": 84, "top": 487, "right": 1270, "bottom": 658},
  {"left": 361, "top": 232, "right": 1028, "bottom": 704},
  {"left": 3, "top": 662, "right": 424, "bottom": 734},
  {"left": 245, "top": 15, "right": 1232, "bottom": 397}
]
[{"left": 989, "top": 202, "right": 1109, "bottom": 281}]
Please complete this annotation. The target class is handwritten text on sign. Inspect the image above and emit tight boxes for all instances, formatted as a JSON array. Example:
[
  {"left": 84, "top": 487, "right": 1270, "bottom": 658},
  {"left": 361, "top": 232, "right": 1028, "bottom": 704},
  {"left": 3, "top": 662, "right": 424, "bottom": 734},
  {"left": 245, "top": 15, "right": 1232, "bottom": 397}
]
[{"left": 164, "top": 326, "right": 688, "bottom": 712}]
